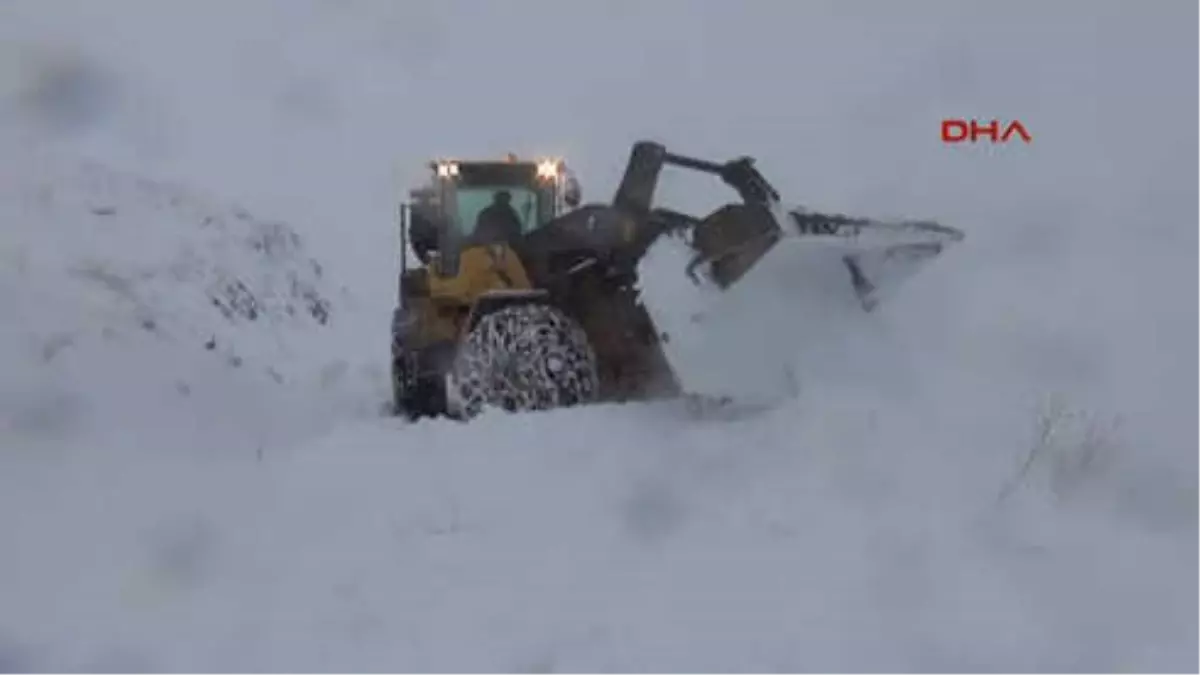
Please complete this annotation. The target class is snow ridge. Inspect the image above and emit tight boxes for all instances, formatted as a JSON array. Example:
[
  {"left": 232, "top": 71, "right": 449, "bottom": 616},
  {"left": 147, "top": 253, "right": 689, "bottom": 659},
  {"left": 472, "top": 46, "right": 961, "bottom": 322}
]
[{"left": 1, "top": 147, "right": 342, "bottom": 385}]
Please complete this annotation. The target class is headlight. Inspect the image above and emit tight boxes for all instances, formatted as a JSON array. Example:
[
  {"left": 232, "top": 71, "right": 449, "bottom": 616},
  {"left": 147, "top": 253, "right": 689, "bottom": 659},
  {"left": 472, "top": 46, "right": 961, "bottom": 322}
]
[
  {"left": 537, "top": 159, "right": 559, "bottom": 179},
  {"left": 436, "top": 162, "right": 459, "bottom": 178}
]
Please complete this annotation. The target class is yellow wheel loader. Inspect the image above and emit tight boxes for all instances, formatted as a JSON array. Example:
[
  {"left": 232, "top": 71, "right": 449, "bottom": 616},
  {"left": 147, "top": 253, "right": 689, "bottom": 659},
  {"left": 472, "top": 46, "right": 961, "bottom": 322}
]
[{"left": 389, "top": 141, "right": 964, "bottom": 420}]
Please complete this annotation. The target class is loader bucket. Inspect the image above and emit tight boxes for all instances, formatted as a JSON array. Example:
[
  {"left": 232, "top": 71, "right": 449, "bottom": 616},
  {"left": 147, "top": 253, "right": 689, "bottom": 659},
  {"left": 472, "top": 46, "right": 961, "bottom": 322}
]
[
  {"left": 686, "top": 203, "right": 783, "bottom": 289},
  {"left": 636, "top": 203, "right": 964, "bottom": 404}
]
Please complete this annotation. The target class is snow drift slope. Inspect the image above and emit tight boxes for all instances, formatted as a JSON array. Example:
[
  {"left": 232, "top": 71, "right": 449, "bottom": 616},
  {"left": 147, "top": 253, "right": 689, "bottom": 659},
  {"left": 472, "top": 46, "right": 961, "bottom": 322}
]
[
  {"left": 0, "top": 146, "right": 365, "bottom": 456},
  {"left": 0, "top": 142, "right": 1194, "bottom": 672},
  {"left": 0, "top": 1, "right": 1196, "bottom": 671},
  {"left": 1, "top": 396, "right": 1195, "bottom": 671}
]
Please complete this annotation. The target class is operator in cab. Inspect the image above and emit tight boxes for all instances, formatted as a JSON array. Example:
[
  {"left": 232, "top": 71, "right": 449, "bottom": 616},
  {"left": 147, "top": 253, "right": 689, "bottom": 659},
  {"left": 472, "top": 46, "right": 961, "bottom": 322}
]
[{"left": 472, "top": 190, "right": 524, "bottom": 246}]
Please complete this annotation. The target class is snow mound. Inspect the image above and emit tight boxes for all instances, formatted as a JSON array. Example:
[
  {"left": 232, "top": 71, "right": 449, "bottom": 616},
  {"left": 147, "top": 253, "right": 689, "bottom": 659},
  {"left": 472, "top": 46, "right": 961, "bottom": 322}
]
[
  {"left": 0, "top": 146, "right": 344, "bottom": 385},
  {"left": 0, "top": 145, "right": 367, "bottom": 454}
]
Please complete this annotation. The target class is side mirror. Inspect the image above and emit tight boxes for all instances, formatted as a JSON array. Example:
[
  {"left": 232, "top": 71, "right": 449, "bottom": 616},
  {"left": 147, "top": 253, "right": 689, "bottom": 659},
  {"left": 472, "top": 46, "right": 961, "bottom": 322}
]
[
  {"left": 409, "top": 210, "right": 439, "bottom": 264},
  {"left": 563, "top": 174, "right": 582, "bottom": 209}
]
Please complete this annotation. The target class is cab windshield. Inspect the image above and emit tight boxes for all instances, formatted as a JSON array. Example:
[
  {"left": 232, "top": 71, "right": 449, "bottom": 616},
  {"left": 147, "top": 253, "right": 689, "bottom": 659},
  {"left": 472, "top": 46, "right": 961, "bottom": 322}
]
[{"left": 454, "top": 186, "right": 542, "bottom": 237}]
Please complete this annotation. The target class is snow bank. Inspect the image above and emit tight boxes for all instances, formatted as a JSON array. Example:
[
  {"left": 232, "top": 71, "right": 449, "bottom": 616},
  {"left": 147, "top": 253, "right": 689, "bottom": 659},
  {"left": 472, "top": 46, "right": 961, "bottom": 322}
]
[
  {"left": 0, "top": 144, "right": 370, "bottom": 455},
  {"left": 1, "top": 390, "right": 1192, "bottom": 671}
]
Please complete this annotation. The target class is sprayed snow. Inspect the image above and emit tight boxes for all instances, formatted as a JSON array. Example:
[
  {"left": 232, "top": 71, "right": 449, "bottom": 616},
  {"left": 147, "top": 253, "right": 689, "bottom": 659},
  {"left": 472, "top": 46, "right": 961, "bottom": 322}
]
[
  {"left": 635, "top": 231, "right": 832, "bottom": 404},
  {"left": 634, "top": 202, "right": 963, "bottom": 403}
]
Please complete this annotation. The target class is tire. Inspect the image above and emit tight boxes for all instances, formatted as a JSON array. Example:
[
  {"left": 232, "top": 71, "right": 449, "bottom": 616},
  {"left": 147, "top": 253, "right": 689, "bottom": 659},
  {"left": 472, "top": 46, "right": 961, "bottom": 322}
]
[{"left": 449, "top": 303, "right": 599, "bottom": 418}]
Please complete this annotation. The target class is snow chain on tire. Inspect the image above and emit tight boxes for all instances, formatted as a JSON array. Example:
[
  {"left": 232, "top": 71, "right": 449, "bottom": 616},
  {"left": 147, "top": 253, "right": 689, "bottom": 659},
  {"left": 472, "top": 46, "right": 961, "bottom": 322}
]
[{"left": 450, "top": 303, "right": 599, "bottom": 418}]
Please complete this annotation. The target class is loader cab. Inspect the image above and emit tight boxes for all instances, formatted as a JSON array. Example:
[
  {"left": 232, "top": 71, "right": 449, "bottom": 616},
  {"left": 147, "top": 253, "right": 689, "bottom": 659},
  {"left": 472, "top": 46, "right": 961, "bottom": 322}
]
[{"left": 408, "top": 156, "right": 578, "bottom": 276}]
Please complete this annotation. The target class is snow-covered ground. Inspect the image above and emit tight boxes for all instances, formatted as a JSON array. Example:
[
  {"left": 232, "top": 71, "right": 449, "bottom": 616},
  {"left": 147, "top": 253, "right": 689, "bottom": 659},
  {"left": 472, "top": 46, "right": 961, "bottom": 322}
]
[{"left": 0, "top": 1, "right": 1195, "bottom": 671}]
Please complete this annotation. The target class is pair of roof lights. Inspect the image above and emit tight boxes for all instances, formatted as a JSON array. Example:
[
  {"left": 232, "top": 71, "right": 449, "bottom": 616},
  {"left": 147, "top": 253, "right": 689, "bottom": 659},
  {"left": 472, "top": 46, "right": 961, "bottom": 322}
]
[{"left": 434, "top": 159, "right": 561, "bottom": 180}]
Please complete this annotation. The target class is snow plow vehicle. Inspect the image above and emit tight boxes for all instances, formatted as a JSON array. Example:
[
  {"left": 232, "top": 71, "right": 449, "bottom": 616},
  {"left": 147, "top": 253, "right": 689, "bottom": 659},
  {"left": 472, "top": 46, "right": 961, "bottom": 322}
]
[{"left": 389, "top": 141, "right": 964, "bottom": 420}]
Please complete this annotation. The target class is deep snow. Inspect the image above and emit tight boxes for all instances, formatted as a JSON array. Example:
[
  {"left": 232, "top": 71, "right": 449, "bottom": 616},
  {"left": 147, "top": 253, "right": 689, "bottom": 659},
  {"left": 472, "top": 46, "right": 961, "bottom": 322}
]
[{"left": 0, "top": 1, "right": 1195, "bottom": 671}]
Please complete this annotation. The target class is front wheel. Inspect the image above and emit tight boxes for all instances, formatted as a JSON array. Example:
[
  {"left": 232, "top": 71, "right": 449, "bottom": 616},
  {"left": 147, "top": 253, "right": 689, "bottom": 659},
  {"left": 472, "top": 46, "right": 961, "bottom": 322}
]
[{"left": 448, "top": 304, "right": 599, "bottom": 418}]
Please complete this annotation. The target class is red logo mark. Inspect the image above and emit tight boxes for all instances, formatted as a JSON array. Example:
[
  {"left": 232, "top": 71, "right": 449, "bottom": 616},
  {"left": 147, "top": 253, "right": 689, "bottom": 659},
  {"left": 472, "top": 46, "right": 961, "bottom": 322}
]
[{"left": 941, "top": 119, "right": 1032, "bottom": 144}]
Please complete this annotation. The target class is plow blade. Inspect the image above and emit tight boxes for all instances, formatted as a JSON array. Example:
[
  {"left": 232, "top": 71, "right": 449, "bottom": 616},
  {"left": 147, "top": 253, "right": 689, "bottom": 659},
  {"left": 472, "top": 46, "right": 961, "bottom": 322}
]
[{"left": 636, "top": 204, "right": 964, "bottom": 404}]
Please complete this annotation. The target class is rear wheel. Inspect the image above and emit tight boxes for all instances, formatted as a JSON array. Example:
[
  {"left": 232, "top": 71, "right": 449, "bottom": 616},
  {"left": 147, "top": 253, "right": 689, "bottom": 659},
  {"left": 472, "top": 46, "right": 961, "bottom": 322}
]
[{"left": 449, "top": 303, "right": 599, "bottom": 418}]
